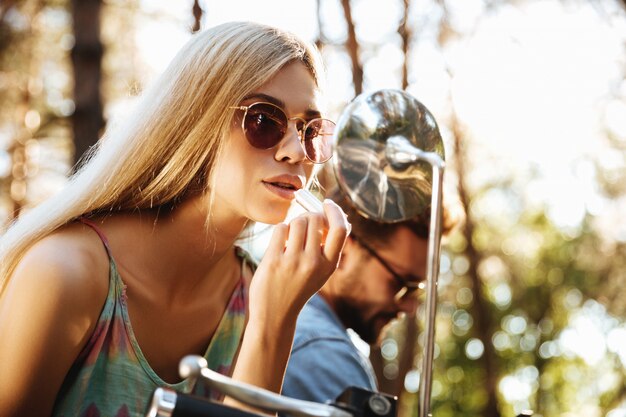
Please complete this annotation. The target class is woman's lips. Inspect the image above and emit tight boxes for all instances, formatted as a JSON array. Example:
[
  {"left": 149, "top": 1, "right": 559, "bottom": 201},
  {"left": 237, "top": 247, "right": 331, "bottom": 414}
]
[{"left": 262, "top": 181, "right": 298, "bottom": 199}]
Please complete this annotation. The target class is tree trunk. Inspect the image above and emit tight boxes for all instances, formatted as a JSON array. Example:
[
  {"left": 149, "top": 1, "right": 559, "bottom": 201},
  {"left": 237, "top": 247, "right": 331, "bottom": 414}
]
[
  {"left": 340, "top": 0, "right": 362, "bottom": 96},
  {"left": 398, "top": 0, "right": 410, "bottom": 90},
  {"left": 314, "top": 0, "right": 325, "bottom": 50},
  {"left": 71, "top": 0, "right": 104, "bottom": 168},
  {"left": 451, "top": 113, "right": 500, "bottom": 417},
  {"left": 191, "top": 0, "right": 203, "bottom": 33}
]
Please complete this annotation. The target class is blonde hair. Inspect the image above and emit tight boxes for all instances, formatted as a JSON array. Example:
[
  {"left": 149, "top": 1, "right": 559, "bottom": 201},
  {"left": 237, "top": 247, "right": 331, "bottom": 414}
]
[{"left": 0, "top": 21, "right": 325, "bottom": 291}]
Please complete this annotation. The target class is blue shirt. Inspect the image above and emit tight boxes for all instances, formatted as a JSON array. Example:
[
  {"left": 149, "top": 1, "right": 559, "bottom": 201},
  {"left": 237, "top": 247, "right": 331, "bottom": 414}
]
[{"left": 282, "top": 294, "right": 378, "bottom": 404}]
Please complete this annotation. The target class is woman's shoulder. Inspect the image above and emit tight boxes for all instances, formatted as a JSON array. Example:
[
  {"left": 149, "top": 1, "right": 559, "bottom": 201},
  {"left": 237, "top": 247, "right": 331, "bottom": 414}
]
[
  {"left": 0, "top": 221, "right": 113, "bottom": 414},
  {"left": 11, "top": 221, "right": 111, "bottom": 306}
]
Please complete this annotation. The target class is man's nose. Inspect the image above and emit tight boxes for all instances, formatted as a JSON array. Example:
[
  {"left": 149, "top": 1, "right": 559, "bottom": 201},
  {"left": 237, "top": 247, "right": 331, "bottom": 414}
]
[{"left": 398, "top": 294, "right": 418, "bottom": 316}]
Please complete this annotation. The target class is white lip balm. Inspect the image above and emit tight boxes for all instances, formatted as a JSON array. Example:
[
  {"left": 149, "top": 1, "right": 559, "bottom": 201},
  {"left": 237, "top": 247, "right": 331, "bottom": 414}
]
[{"left": 294, "top": 189, "right": 324, "bottom": 213}]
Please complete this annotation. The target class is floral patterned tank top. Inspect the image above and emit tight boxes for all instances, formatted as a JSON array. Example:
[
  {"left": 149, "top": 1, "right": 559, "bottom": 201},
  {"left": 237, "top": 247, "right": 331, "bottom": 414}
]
[{"left": 52, "top": 219, "right": 253, "bottom": 417}]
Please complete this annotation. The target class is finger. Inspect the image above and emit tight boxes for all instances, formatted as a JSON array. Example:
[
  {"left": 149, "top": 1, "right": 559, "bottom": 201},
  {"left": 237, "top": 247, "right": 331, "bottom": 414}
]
[
  {"left": 264, "top": 223, "right": 289, "bottom": 257},
  {"left": 284, "top": 215, "right": 308, "bottom": 255},
  {"left": 321, "top": 200, "right": 350, "bottom": 263},
  {"left": 304, "top": 213, "right": 325, "bottom": 252}
]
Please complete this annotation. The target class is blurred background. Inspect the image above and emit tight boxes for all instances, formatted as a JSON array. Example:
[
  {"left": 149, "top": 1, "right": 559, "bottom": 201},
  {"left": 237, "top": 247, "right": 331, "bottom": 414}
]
[{"left": 1, "top": 0, "right": 625, "bottom": 416}]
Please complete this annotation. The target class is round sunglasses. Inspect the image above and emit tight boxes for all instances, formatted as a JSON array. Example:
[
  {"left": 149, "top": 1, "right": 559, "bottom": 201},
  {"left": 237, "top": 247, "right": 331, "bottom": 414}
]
[{"left": 231, "top": 102, "right": 336, "bottom": 164}]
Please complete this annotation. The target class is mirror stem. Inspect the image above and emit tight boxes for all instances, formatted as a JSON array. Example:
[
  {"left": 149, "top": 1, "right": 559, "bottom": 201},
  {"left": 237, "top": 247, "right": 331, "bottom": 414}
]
[{"left": 419, "top": 157, "right": 444, "bottom": 417}]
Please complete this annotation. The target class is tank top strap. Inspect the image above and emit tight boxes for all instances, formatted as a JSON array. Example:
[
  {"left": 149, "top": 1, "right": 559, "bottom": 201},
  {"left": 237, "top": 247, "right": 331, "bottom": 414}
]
[{"left": 79, "top": 217, "right": 112, "bottom": 257}]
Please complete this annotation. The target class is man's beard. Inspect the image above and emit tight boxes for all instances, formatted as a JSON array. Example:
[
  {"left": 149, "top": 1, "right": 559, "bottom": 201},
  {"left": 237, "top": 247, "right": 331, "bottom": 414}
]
[{"left": 333, "top": 298, "right": 397, "bottom": 345}]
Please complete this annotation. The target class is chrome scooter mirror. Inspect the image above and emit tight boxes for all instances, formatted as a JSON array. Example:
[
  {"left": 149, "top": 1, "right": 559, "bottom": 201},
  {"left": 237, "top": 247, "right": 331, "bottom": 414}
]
[{"left": 332, "top": 89, "right": 444, "bottom": 223}]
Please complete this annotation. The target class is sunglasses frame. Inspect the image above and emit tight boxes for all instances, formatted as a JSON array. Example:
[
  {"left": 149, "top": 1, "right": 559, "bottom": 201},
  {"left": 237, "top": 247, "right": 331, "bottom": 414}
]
[
  {"left": 350, "top": 233, "right": 424, "bottom": 301},
  {"left": 230, "top": 101, "right": 335, "bottom": 164}
]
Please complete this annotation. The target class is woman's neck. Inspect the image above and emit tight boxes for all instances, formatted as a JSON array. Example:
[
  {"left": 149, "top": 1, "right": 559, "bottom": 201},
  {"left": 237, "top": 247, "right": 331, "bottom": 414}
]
[{"left": 101, "top": 195, "right": 249, "bottom": 301}]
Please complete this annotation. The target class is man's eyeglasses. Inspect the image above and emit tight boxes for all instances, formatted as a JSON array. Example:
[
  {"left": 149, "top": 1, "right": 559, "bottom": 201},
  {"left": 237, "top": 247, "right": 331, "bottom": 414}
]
[
  {"left": 350, "top": 233, "right": 425, "bottom": 301},
  {"left": 231, "top": 102, "right": 335, "bottom": 164}
]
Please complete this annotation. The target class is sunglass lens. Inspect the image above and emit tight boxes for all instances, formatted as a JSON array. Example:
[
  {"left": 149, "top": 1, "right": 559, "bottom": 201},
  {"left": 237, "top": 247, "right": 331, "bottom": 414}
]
[
  {"left": 244, "top": 103, "right": 288, "bottom": 149},
  {"left": 303, "top": 119, "right": 335, "bottom": 163}
]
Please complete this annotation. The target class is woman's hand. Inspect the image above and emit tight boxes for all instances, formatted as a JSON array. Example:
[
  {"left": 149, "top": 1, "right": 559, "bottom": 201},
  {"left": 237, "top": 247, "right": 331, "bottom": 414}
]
[
  {"left": 227, "top": 199, "right": 349, "bottom": 401},
  {"left": 249, "top": 199, "right": 350, "bottom": 324}
]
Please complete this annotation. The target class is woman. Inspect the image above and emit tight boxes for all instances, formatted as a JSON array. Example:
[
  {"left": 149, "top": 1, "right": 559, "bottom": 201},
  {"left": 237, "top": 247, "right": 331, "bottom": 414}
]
[{"left": 0, "top": 21, "right": 349, "bottom": 417}]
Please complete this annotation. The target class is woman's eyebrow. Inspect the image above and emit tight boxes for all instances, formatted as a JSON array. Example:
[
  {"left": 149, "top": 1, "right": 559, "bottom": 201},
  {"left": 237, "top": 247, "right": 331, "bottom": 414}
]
[
  {"left": 242, "top": 93, "right": 285, "bottom": 108},
  {"left": 241, "top": 93, "right": 322, "bottom": 118}
]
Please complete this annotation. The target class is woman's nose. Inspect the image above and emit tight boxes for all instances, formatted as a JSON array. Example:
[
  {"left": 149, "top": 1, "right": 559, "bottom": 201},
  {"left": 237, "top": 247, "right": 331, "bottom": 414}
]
[{"left": 274, "top": 121, "right": 307, "bottom": 163}]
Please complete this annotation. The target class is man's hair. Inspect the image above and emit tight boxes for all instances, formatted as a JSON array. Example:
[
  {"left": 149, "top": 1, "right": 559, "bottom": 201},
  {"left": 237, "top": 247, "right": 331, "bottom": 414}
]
[{"left": 328, "top": 187, "right": 458, "bottom": 248}]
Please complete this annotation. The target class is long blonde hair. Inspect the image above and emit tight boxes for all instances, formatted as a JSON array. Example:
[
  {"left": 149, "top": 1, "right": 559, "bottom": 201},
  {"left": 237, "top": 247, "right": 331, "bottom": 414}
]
[{"left": 0, "top": 21, "right": 325, "bottom": 291}]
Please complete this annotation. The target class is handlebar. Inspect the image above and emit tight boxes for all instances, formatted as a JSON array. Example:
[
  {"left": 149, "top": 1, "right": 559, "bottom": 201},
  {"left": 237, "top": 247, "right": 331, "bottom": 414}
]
[{"left": 145, "top": 355, "right": 396, "bottom": 417}]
